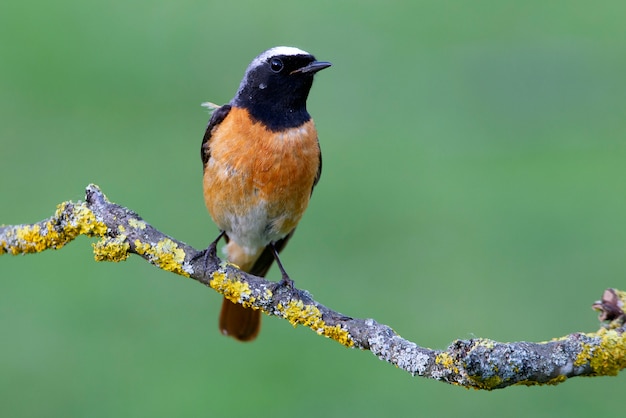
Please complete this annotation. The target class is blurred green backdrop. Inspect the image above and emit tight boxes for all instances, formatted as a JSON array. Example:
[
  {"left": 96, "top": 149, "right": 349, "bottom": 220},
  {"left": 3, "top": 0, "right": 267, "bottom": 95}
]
[{"left": 1, "top": 0, "right": 625, "bottom": 416}]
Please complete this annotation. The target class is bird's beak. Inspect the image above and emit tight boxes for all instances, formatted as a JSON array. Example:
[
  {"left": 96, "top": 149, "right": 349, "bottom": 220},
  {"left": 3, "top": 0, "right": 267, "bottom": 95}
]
[{"left": 291, "top": 61, "right": 332, "bottom": 74}]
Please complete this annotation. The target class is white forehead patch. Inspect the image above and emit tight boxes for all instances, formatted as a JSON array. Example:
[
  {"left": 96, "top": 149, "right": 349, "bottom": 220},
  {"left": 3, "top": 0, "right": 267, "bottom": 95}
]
[{"left": 251, "top": 46, "right": 310, "bottom": 68}]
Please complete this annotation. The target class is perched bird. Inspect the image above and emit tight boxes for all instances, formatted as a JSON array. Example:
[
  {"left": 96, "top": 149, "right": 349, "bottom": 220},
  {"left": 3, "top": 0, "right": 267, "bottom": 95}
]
[{"left": 201, "top": 46, "right": 331, "bottom": 341}]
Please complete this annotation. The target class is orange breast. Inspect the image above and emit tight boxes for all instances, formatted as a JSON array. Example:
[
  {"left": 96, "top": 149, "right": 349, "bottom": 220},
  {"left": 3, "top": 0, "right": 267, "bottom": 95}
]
[{"left": 203, "top": 107, "right": 320, "bottom": 254}]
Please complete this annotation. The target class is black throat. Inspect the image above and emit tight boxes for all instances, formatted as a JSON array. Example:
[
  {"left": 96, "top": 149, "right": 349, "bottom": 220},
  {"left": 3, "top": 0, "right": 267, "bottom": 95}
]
[
  {"left": 234, "top": 97, "right": 312, "bottom": 132},
  {"left": 231, "top": 68, "right": 315, "bottom": 132}
]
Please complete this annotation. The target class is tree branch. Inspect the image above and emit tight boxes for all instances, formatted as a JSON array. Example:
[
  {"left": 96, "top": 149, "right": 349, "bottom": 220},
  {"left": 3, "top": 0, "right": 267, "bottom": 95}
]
[{"left": 1, "top": 184, "right": 625, "bottom": 389}]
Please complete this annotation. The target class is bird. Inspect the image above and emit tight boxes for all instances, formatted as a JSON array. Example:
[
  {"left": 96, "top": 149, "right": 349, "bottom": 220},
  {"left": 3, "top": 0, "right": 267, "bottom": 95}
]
[{"left": 200, "top": 46, "right": 331, "bottom": 341}]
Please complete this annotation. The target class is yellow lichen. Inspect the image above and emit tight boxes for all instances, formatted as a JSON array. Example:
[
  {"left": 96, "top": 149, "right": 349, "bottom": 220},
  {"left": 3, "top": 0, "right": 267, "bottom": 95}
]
[
  {"left": 58, "top": 202, "right": 108, "bottom": 238},
  {"left": 435, "top": 352, "right": 459, "bottom": 374},
  {"left": 12, "top": 218, "right": 73, "bottom": 253},
  {"left": 208, "top": 270, "right": 353, "bottom": 346},
  {"left": 134, "top": 240, "right": 151, "bottom": 255},
  {"left": 128, "top": 218, "right": 147, "bottom": 230},
  {"left": 276, "top": 299, "right": 354, "bottom": 347},
  {"left": 582, "top": 329, "right": 626, "bottom": 376},
  {"left": 129, "top": 238, "right": 189, "bottom": 276},
  {"left": 472, "top": 375, "right": 503, "bottom": 390},
  {"left": 208, "top": 270, "right": 229, "bottom": 290},
  {"left": 321, "top": 324, "right": 354, "bottom": 347},
  {"left": 4, "top": 201, "right": 107, "bottom": 256},
  {"left": 15, "top": 224, "right": 45, "bottom": 253},
  {"left": 92, "top": 236, "right": 130, "bottom": 262},
  {"left": 209, "top": 269, "right": 258, "bottom": 308},
  {"left": 278, "top": 299, "right": 324, "bottom": 328},
  {"left": 150, "top": 238, "right": 189, "bottom": 277},
  {"left": 574, "top": 343, "right": 592, "bottom": 368}
]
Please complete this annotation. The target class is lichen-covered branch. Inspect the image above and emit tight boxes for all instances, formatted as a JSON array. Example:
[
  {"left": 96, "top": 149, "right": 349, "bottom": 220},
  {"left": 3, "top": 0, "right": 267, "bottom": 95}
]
[{"left": 1, "top": 184, "right": 625, "bottom": 389}]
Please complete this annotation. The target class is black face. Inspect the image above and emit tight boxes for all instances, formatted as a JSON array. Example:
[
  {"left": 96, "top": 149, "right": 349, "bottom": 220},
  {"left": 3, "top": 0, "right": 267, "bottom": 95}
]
[{"left": 232, "top": 52, "right": 330, "bottom": 131}]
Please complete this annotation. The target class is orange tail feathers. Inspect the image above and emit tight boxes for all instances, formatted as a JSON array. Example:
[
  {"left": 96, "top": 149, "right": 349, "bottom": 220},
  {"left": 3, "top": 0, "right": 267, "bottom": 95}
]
[
  {"left": 217, "top": 234, "right": 293, "bottom": 342},
  {"left": 219, "top": 299, "right": 261, "bottom": 341}
]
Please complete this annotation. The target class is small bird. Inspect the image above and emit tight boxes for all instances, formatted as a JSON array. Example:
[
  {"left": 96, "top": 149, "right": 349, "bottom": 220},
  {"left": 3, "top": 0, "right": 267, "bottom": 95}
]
[{"left": 201, "top": 46, "right": 331, "bottom": 341}]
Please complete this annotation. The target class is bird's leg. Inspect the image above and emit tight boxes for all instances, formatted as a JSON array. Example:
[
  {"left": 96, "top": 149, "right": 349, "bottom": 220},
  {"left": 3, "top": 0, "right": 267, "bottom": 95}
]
[
  {"left": 196, "top": 230, "right": 225, "bottom": 272},
  {"left": 204, "top": 231, "right": 225, "bottom": 266},
  {"left": 207, "top": 230, "right": 226, "bottom": 258},
  {"left": 270, "top": 242, "right": 294, "bottom": 289}
]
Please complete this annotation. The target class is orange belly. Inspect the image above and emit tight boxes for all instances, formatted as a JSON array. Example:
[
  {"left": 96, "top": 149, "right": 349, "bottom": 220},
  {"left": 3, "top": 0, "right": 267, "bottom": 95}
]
[{"left": 203, "top": 107, "right": 320, "bottom": 255}]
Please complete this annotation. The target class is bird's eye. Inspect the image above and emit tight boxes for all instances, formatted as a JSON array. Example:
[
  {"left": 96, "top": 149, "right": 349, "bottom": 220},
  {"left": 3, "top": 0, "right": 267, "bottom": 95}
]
[{"left": 269, "top": 58, "right": 284, "bottom": 73}]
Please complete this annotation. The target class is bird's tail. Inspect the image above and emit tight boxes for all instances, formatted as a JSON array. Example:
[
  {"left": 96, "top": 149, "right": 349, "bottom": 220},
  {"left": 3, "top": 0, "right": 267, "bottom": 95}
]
[{"left": 218, "top": 233, "right": 293, "bottom": 341}]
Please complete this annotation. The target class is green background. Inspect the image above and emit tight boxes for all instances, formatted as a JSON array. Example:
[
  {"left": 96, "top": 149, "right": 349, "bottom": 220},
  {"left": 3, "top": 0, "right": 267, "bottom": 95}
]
[{"left": 1, "top": 0, "right": 625, "bottom": 416}]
